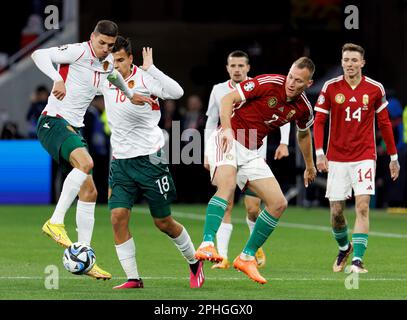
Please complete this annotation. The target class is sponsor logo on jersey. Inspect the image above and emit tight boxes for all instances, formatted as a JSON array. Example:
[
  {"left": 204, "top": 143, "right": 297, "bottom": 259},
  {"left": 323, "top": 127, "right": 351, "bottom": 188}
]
[
  {"left": 128, "top": 80, "right": 135, "bottom": 89},
  {"left": 243, "top": 81, "right": 255, "bottom": 92},
  {"left": 367, "top": 185, "right": 372, "bottom": 190},
  {"left": 43, "top": 123, "right": 50, "bottom": 129},
  {"left": 278, "top": 107, "right": 284, "bottom": 112},
  {"left": 349, "top": 96, "right": 357, "bottom": 102},
  {"left": 286, "top": 110, "right": 296, "bottom": 120},
  {"left": 103, "top": 61, "right": 109, "bottom": 71},
  {"left": 363, "top": 94, "right": 369, "bottom": 106},
  {"left": 225, "top": 154, "right": 234, "bottom": 160},
  {"left": 317, "top": 94, "right": 325, "bottom": 105},
  {"left": 267, "top": 97, "right": 278, "bottom": 108},
  {"left": 335, "top": 93, "right": 345, "bottom": 104}
]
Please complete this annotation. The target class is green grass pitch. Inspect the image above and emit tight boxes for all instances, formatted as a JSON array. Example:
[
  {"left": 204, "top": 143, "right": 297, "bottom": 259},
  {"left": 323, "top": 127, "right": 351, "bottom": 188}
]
[{"left": 0, "top": 204, "right": 406, "bottom": 300}]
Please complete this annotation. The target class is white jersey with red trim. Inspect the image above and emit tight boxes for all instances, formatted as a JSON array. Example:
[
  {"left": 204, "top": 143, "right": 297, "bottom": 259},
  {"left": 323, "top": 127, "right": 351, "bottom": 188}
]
[
  {"left": 206, "top": 79, "right": 237, "bottom": 118},
  {"left": 101, "top": 64, "right": 183, "bottom": 159},
  {"left": 42, "top": 41, "right": 114, "bottom": 127}
]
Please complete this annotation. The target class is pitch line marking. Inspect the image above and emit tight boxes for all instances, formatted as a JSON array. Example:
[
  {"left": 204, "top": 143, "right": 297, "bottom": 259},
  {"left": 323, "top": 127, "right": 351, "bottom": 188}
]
[{"left": 140, "top": 209, "right": 407, "bottom": 239}]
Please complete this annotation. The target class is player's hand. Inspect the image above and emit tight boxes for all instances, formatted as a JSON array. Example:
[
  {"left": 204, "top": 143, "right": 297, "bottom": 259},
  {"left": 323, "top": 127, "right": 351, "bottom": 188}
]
[
  {"left": 389, "top": 160, "right": 400, "bottom": 181},
  {"left": 140, "top": 47, "right": 153, "bottom": 71},
  {"left": 316, "top": 154, "right": 329, "bottom": 173},
  {"left": 204, "top": 155, "right": 210, "bottom": 171},
  {"left": 304, "top": 166, "right": 317, "bottom": 188},
  {"left": 274, "top": 143, "right": 289, "bottom": 160},
  {"left": 52, "top": 80, "right": 66, "bottom": 100},
  {"left": 220, "top": 128, "right": 234, "bottom": 153},
  {"left": 130, "top": 93, "right": 154, "bottom": 106}
]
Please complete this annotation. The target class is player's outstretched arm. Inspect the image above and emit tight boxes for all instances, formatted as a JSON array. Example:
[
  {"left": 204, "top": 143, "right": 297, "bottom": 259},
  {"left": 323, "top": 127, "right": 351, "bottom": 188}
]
[
  {"left": 107, "top": 69, "right": 154, "bottom": 106},
  {"left": 140, "top": 47, "right": 184, "bottom": 100},
  {"left": 297, "top": 129, "right": 316, "bottom": 187}
]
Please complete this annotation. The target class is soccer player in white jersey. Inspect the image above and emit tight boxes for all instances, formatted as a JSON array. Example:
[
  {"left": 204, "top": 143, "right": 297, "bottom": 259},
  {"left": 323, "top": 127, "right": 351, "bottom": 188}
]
[
  {"left": 204, "top": 50, "right": 291, "bottom": 269},
  {"left": 32, "top": 20, "right": 153, "bottom": 280},
  {"left": 101, "top": 36, "right": 205, "bottom": 289}
]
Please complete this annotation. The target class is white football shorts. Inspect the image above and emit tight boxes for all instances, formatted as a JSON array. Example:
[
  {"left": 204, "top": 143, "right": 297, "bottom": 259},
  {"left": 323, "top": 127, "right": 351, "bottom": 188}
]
[
  {"left": 206, "top": 128, "right": 274, "bottom": 190},
  {"left": 326, "top": 160, "right": 376, "bottom": 201}
]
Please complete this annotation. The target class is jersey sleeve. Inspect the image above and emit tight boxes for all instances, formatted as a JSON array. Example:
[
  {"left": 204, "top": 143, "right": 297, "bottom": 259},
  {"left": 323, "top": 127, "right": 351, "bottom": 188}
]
[
  {"left": 31, "top": 44, "right": 85, "bottom": 81},
  {"left": 296, "top": 94, "right": 314, "bottom": 131},
  {"left": 314, "top": 82, "right": 331, "bottom": 115},
  {"left": 47, "top": 44, "right": 85, "bottom": 64},
  {"left": 235, "top": 75, "right": 275, "bottom": 102},
  {"left": 206, "top": 86, "right": 219, "bottom": 118},
  {"left": 374, "top": 84, "right": 389, "bottom": 114},
  {"left": 142, "top": 65, "right": 184, "bottom": 100}
]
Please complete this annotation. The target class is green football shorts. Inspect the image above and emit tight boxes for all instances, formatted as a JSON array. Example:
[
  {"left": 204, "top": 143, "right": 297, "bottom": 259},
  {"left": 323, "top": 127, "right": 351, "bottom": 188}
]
[
  {"left": 108, "top": 150, "right": 176, "bottom": 218},
  {"left": 36, "top": 115, "right": 88, "bottom": 174}
]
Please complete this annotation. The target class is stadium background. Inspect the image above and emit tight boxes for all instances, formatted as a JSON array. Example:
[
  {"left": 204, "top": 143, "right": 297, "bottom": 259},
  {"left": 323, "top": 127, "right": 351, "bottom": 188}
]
[
  {"left": 0, "top": 0, "right": 406, "bottom": 208},
  {"left": 0, "top": 0, "right": 407, "bottom": 303}
]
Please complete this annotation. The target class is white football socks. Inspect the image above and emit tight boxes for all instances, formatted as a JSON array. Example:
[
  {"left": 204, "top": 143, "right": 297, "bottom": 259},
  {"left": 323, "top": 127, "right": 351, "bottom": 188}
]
[
  {"left": 216, "top": 222, "right": 233, "bottom": 258},
  {"left": 115, "top": 237, "right": 140, "bottom": 280},
  {"left": 246, "top": 216, "right": 256, "bottom": 235},
  {"left": 170, "top": 227, "right": 197, "bottom": 264},
  {"left": 50, "top": 168, "right": 88, "bottom": 224},
  {"left": 76, "top": 200, "right": 95, "bottom": 245}
]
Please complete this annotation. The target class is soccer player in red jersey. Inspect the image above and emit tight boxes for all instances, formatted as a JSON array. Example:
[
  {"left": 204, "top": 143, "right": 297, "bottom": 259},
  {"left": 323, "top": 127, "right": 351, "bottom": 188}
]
[
  {"left": 195, "top": 57, "right": 317, "bottom": 284},
  {"left": 314, "top": 43, "right": 400, "bottom": 273}
]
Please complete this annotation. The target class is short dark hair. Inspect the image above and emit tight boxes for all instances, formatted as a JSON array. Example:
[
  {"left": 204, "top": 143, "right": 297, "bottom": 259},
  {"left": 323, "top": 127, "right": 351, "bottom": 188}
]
[
  {"left": 93, "top": 20, "right": 118, "bottom": 37},
  {"left": 227, "top": 50, "right": 250, "bottom": 64},
  {"left": 293, "top": 56, "right": 315, "bottom": 78},
  {"left": 342, "top": 43, "right": 365, "bottom": 58},
  {"left": 112, "top": 36, "right": 132, "bottom": 55}
]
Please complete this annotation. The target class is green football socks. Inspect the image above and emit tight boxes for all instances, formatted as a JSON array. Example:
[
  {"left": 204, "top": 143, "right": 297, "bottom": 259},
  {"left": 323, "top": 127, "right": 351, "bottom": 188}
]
[
  {"left": 243, "top": 208, "right": 279, "bottom": 256},
  {"left": 352, "top": 233, "right": 368, "bottom": 261},
  {"left": 202, "top": 196, "right": 228, "bottom": 242},
  {"left": 332, "top": 226, "right": 350, "bottom": 250}
]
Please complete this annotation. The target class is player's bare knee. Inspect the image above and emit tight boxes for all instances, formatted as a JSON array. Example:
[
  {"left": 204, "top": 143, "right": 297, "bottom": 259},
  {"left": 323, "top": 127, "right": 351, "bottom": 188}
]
[
  {"left": 246, "top": 204, "right": 260, "bottom": 220},
  {"left": 78, "top": 159, "right": 94, "bottom": 174},
  {"left": 154, "top": 217, "right": 171, "bottom": 233},
  {"left": 356, "top": 202, "right": 369, "bottom": 219},
  {"left": 266, "top": 197, "right": 287, "bottom": 215},
  {"left": 111, "top": 209, "right": 129, "bottom": 228}
]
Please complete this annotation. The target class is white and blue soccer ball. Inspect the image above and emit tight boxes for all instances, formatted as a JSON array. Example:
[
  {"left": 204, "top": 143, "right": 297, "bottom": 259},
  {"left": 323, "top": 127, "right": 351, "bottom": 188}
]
[{"left": 63, "top": 242, "right": 96, "bottom": 275}]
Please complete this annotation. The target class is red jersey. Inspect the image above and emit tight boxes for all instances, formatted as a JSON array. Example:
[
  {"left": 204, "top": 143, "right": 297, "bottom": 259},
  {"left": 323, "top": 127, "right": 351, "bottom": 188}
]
[
  {"left": 314, "top": 75, "right": 397, "bottom": 161},
  {"left": 231, "top": 74, "right": 313, "bottom": 149}
]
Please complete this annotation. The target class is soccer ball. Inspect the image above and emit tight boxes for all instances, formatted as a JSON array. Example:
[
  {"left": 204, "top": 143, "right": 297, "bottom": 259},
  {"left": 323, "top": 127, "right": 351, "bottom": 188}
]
[{"left": 62, "top": 242, "right": 96, "bottom": 275}]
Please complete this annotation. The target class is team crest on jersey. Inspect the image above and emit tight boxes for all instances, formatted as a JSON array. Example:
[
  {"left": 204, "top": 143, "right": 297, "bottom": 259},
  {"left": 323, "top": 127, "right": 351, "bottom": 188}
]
[
  {"left": 243, "top": 81, "right": 255, "bottom": 92},
  {"left": 363, "top": 94, "right": 369, "bottom": 105},
  {"left": 286, "top": 110, "right": 296, "bottom": 120},
  {"left": 103, "top": 61, "right": 109, "bottom": 71},
  {"left": 335, "top": 93, "right": 345, "bottom": 104},
  {"left": 128, "top": 80, "right": 135, "bottom": 89},
  {"left": 317, "top": 94, "right": 325, "bottom": 105},
  {"left": 267, "top": 97, "right": 278, "bottom": 108}
]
